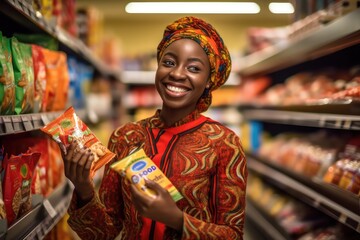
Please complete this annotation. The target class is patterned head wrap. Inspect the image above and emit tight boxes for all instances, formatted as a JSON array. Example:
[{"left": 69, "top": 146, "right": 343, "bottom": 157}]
[{"left": 157, "top": 16, "right": 231, "bottom": 112}]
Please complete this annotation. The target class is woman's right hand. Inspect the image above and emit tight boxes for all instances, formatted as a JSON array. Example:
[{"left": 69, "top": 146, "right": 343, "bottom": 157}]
[{"left": 62, "top": 140, "right": 95, "bottom": 205}]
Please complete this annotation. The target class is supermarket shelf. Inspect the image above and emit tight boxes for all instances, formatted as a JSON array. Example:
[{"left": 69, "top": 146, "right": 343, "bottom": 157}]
[
  {"left": 121, "top": 70, "right": 241, "bottom": 86},
  {"left": 246, "top": 198, "right": 290, "bottom": 240},
  {"left": 239, "top": 8, "right": 360, "bottom": 77},
  {"left": 247, "top": 154, "right": 360, "bottom": 233},
  {"left": 1, "top": 180, "right": 74, "bottom": 240},
  {"left": 0, "top": 0, "right": 121, "bottom": 81},
  {"left": 0, "top": 109, "right": 86, "bottom": 136},
  {"left": 242, "top": 109, "right": 360, "bottom": 130}
]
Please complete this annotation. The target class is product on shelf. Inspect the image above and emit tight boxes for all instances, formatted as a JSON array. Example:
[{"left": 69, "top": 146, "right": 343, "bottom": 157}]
[
  {"left": 0, "top": 32, "right": 15, "bottom": 115},
  {"left": 2, "top": 151, "right": 40, "bottom": 225},
  {"left": 235, "top": 76, "right": 271, "bottom": 104},
  {"left": 27, "top": 137, "right": 50, "bottom": 196},
  {"left": 42, "top": 47, "right": 70, "bottom": 112},
  {"left": 76, "top": 6, "right": 104, "bottom": 54},
  {"left": 11, "top": 37, "right": 35, "bottom": 114},
  {"left": 33, "top": 0, "right": 54, "bottom": 23},
  {"left": 323, "top": 136, "right": 360, "bottom": 195},
  {"left": 13, "top": 33, "right": 59, "bottom": 51},
  {"left": 250, "top": 67, "right": 360, "bottom": 106},
  {"left": 258, "top": 131, "right": 345, "bottom": 178},
  {"left": 31, "top": 44, "right": 47, "bottom": 113},
  {"left": 1, "top": 32, "right": 73, "bottom": 114},
  {"left": 0, "top": 133, "right": 69, "bottom": 197},
  {"left": 0, "top": 146, "right": 5, "bottom": 220},
  {"left": 67, "top": 56, "right": 94, "bottom": 110},
  {"left": 47, "top": 140, "right": 65, "bottom": 192},
  {"left": 58, "top": 0, "right": 78, "bottom": 37},
  {"left": 245, "top": 26, "right": 289, "bottom": 54},
  {"left": 41, "top": 106, "right": 116, "bottom": 178},
  {"left": 247, "top": 174, "right": 344, "bottom": 239}
]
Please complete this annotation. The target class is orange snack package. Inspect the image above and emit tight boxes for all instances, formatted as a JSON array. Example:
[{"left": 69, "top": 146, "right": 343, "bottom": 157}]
[
  {"left": 31, "top": 45, "right": 47, "bottom": 113},
  {"left": 41, "top": 48, "right": 70, "bottom": 112},
  {"left": 41, "top": 106, "right": 115, "bottom": 177}
]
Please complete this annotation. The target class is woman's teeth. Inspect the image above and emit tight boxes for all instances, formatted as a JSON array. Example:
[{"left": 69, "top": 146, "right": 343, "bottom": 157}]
[{"left": 167, "top": 85, "right": 187, "bottom": 93}]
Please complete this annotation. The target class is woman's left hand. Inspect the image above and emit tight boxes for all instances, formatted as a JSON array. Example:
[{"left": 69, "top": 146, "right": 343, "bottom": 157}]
[{"left": 130, "top": 179, "right": 183, "bottom": 231}]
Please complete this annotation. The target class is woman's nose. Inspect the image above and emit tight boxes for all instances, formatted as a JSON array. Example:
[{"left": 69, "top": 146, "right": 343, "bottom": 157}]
[{"left": 169, "top": 66, "right": 186, "bottom": 80}]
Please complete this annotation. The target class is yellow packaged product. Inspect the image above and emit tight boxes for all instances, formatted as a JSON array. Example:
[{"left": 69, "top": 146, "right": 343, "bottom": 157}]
[{"left": 111, "top": 148, "right": 183, "bottom": 202}]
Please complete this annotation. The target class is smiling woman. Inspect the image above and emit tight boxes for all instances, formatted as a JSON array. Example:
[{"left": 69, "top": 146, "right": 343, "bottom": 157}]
[
  {"left": 155, "top": 39, "right": 211, "bottom": 124},
  {"left": 63, "top": 16, "right": 247, "bottom": 240}
]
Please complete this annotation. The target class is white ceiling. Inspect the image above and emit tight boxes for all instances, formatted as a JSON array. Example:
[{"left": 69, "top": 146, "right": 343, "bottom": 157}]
[{"left": 76, "top": 0, "right": 293, "bottom": 23}]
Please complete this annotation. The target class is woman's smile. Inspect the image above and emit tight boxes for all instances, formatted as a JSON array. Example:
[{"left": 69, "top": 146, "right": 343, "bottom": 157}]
[{"left": 165, "top": 83, "right": 190, "bottom": 96}]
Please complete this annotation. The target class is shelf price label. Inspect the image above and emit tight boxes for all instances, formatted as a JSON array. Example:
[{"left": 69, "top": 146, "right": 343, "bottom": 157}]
[
  {"left": 2, "top": 116, "right": 14, "bottom": 134},
  {"left": 21, "top": 115, "right": 33, "bottom": 131},
  {"left": 41, "top": 114, "right": 50, "bottom": 125}
]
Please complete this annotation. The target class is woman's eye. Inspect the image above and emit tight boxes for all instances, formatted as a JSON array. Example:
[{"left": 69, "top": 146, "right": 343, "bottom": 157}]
[
  {"left": 187, "top": 66, "right": 200, "bottom": 72},
  {"left": 163, "top": 60, "right": 174, "bottom": 67}
]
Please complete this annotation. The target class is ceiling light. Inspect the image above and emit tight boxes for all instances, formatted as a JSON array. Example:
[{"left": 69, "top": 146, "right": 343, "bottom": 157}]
[
  {"left": 269, "top": 2, "right": 294, "bottom": 14},
  {"left": 125, "top": 2, "right": 260, "bottom": 14}
]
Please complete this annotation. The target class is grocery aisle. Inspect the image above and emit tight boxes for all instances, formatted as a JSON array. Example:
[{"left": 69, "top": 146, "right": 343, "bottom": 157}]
[{"left": 1, "top": 0, "right": 360, "bottom": 239}]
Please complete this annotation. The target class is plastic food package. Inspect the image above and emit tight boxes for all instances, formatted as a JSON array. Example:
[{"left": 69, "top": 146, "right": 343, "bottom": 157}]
[
  {"left": 13, "top": 33, "right": 59, "bottom": 51},
  {"left": 41, "top": 106, "right": 115, "bottom": 178},
  {"left": 0, "top": 32, "right": 16, "bottom": 115},
  {"left": 3, "top": 152, "right": 40, "bottom": 225},
  {"left": 110, "top": 148, "right": 183, "bottom": 202},
  {"left": 11, "top": 37, "right": 35, "bottom": 114},
  {"left": 41, "top": 48, "right": 70, "bottom": 111},
  {"left": 31, "top": 45, "right": 47, "bottom": 113}
]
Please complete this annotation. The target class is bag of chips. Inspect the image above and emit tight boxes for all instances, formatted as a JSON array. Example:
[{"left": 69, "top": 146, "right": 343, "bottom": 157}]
[
  {"left": 0, "top": 146, "right": 6, "bottom": 220},
  {"left": 11, "top": 37, "right": 35, "bottom": 114},
  {"left": 0, "top": 32, "right": 16, "bottom": 115},
  {"left": 41, "top": 106, "right": 115, "bottom": 178},
  {"left": 31, "top": 45, "right": 47, "bottom": 113},
  {"left": 110, "top": 148, "right": 183, "bottom": 202},
  {"left": 3, "top": 152, "right": 40, "bottom": 225},
  {"left": 41, "top": 48, "right": 69, "bottom": 111}
]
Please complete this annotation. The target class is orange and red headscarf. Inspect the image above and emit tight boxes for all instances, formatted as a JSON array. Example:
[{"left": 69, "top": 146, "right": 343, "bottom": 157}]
[{"left": 157, "top": 16, "right": 232, "bottom": 112}]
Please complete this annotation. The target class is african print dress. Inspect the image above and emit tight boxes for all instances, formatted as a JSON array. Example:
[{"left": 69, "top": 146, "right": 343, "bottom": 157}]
[{"left": 67, "top": 109, "right": 247, "bottom": 240}]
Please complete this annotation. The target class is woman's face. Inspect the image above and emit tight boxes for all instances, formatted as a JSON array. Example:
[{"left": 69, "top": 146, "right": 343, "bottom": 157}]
[{"left": 155, "top": 39, "right": 211, "bottom": 113}]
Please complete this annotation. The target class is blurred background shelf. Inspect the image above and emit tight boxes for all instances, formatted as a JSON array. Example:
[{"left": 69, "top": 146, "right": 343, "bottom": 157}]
[
  {"left": 247, "top": 154, "right": 360, "bottom": 233},
  {"left": 238, "top": 8, "right": 360, "bottom": 77},
  {"left": 0, "top": 0, "right": 121, "bottom": 81},
  {"left": 242, "top": 109, "right": 360, "bottom": 130}
]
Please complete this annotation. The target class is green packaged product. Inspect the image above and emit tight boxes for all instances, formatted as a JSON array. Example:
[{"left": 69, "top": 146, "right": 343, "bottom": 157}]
[
  {"left": 11, "top": 37, "right": 35, "bottom": 114},
  {"left": 13, "top": 33, "right": 58, "bottom": 51},
  {"left": 0, "top": 32, "right": 16, "bottom": 115}
]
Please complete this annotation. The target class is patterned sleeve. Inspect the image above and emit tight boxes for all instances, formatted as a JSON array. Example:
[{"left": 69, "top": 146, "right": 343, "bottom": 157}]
[
  {"left": 181, "top": 131, "right": 247, "bottom": 239},
  {"left": 67, "top": 125, "right": 134, "bottom": 240}
]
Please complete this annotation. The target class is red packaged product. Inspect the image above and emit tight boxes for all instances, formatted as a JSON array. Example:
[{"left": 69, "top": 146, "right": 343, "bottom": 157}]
[
  {"left": 41, "top": 106, "right": 115, "bottom": 178},
  {"left": 31, "top": 45, "right": 47, "bottom": 113},
  {"left": 28, "top": 137, "right": 50, "bottom": 196},
  {"left": 48, "top": 140, "right": 64, "bottom": 191},
  {"left": 2, "top": 152, "right": 40, "bottom": 225}
]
